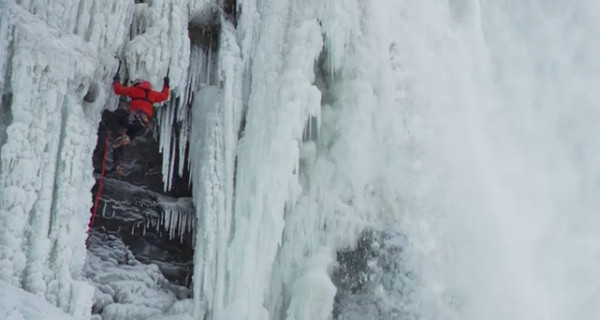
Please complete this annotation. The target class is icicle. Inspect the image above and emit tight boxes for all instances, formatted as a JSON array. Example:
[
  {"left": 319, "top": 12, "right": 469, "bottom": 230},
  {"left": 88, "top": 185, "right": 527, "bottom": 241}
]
[
  {"left": 165, "top": 209, "right": 170, "bottom": 239},
  {"left": 174, "top": 210, "right": 180, "bottom": 240},
  {"left": 159, "top": 99, "right": 176, "bottom": 190},
  {"left": 101, "top": 201, "right": 107, "bottom": 217},
  {"left": 206, "top": 38, "right": 213, "bottom": 83},
  {"left": 179, "top": 211, "right": 185, "bottom": 243},
  {"left": 157, "top": 212, "right": 162, "bottom": 232},
  {"left": 169, "top": 210, "right": 176, "bottom": 240},
  {"left": 178, "top": 121, "right": 189, "bottom": 177},
  {"left": 180, "top": 213, "right": 185, "bottom": 243},
  {"left": 175, "top": 211, "right": 180, "bottom": 240},
  {"left": 183, "top": 212, "right": 188, "bottom": 236},
  {"left": 163, "top": 209, "right": 169, "bottom": 234},
  {"left": 155, "top": 34, "right": 220, "bottom": 191},
  {"left": 166, "top": 135, "right": 177, "bottom": 191},
  {"left": 171, "top": 211, "right": 176, "bottom": 240}
]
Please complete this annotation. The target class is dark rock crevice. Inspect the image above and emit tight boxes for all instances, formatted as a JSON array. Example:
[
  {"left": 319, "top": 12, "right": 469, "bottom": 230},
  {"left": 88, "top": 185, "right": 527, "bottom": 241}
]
[
  {"left": 89, "top": 128, "right": 195, "bottom": 286},
  {"left": 88, "top": 0, "right": 228, "bottom": 293}
]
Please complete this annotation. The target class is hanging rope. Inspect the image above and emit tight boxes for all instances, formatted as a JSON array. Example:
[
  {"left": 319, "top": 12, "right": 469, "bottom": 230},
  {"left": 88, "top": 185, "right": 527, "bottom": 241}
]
[{"left": 88, "top": 134, "right": 109, "bottom": 235}]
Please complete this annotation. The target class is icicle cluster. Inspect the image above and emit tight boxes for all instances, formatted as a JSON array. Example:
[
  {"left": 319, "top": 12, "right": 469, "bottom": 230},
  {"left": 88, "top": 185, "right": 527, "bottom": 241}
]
[
  {"left": 129, "top": 210, "right": 195, "bottom": 244},
  {"left": 158, "top": 197, "right": 195, "bottom": 243},
  {"left": 157, "top": 29, "right": 218, "bottom": 191},
  {"left": 161, "top": 208, "right": 195, "bottom": 242},
  {"left": 118, "top": 2, "right": 220, "bottom": 192},
  {"left": 100, "top": 198, "right": 195, "bottom": 244}
]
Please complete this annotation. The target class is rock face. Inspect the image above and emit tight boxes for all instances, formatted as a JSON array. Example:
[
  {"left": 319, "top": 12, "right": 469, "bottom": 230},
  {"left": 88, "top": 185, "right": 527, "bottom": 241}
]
[{"left": 89, "top": 109, "right": 194, "bottom": 288}]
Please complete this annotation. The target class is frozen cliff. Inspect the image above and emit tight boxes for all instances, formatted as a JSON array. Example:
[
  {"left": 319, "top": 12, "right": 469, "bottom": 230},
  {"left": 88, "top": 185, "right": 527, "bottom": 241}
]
[{"left": 2, "top": 1, "right": 600, "bottom": 320}]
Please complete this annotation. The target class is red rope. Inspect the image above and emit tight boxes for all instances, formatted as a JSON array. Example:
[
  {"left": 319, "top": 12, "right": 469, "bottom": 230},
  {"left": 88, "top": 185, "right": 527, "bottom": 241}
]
[{"left": 88, "top": 135, "right": 109, "bottom": 235}]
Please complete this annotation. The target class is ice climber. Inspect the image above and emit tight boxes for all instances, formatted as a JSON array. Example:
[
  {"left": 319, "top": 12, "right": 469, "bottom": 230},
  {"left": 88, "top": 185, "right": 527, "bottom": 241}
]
[{"left": 108, "top": 73, "right": 170, "bottom": 175}]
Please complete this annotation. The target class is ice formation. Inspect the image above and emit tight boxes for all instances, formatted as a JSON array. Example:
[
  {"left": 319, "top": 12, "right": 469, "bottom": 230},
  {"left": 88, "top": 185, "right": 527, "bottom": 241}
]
[
  {"left": 96, "top": 175, "right": 195, "bottom": 244},
  {"left": 3, "top": 0, "right": 600, "bottom": 320},
  {"left": 161, "top": 203, "right": 195, "bottom": 242},
  {"left": 84, "top": 231, "right": 191, "bottom": 320},
  {"left": 0, "top": 280, "right": 86, "bottom": 320},
  {"left": 0, "top": 1, "right": 130, "bottom": 317}
]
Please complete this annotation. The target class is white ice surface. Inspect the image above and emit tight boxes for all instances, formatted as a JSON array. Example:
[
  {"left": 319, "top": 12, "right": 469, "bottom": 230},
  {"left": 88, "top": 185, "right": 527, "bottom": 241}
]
[
  {"left": 0, "top": 280, "right": 85, "bottom": 320},
  {"left": 0, "top": 1, "right": 131, "bottom": 317},
  {"left": 196, "top": 1, "right": 600, "bottom": 320}
]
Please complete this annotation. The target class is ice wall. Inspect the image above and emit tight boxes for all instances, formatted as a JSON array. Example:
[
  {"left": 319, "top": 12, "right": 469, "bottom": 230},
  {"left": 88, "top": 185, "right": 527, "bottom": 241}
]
[
  {"left": 187, "top": 0, "right": 336, "bottom": 318},
  {"left": 192, "top": 1, "right": 600, "bottom": 320},
  {"left": 0, "top": 1, "right": 132, "bottom": 317},
  {"left": 187, "top": 0, "right": 407, "bottom": 317}
]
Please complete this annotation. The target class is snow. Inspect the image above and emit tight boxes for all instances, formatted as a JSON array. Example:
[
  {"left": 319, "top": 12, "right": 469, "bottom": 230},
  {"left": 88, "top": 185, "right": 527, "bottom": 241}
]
[
  {"left": 285, "top": 249, "right": 336, "bottom": 320},
  {"left": 0, "top": 280, "right": 85, "bottom": 320},
  {"left": 85, "top": 231, "right": 190, "bottom": 320}
]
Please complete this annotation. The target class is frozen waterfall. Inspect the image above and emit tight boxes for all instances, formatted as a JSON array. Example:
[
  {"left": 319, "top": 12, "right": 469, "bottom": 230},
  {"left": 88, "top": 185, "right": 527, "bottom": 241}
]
[{"left": 2, "top": 0, "right": 600, "bottom": 320}]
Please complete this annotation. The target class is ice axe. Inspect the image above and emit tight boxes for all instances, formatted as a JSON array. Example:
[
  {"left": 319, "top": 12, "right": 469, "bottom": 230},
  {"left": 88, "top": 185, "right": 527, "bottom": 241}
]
[
  {"left": 113, "top": 58, "right": 123, "bottom": 84},
  {"left": 164, "top": 65, "right": 171, "bottom": 87}
]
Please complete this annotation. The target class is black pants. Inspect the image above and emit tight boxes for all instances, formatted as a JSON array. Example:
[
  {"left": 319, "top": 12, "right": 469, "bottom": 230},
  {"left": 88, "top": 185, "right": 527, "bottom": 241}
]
[
  {"left": 102, "top": 107, "right": 147, "bottom": 141},
  {"left": 101, "top": 107, "right": 149, "bottom": 169}
]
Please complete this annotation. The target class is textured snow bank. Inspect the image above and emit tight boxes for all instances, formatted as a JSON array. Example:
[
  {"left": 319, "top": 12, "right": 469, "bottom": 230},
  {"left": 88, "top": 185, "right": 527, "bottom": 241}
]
[
  {"left": 285, "top": 249, "right": 336, "bottom": 320},
  {"left": 85, "top": 231, "right": 190, "bottom": 320},
  {"left": 0, "top": 280, "right": 85, "bottom": 320}
]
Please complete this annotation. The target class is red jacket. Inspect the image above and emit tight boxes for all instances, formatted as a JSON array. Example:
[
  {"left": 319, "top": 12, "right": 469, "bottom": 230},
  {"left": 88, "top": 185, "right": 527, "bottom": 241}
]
[{"left": 113, "top": 81, "right": 169, "bottom": 118}]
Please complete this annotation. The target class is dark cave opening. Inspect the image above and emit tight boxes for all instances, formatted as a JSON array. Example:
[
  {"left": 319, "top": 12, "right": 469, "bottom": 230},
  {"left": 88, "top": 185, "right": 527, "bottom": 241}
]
[
  {"left": 87, "top": 4, "right": 224, "bottom": 292},
  {"left": 89, "top": 104, "right": 195, "bottom": 287}
]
